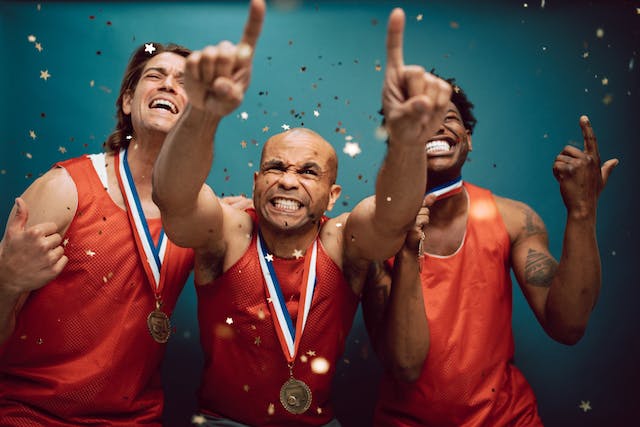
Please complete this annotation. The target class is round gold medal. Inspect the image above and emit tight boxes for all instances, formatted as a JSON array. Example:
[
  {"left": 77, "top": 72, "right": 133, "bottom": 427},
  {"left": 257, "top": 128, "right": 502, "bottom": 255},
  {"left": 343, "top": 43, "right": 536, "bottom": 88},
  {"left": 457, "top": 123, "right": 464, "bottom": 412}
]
[
  {"left": 279, "top": 378, "right": 312, "bottom": 414},
  {"left": 147, "top": 309, "right": 171, "bottom": 343}
]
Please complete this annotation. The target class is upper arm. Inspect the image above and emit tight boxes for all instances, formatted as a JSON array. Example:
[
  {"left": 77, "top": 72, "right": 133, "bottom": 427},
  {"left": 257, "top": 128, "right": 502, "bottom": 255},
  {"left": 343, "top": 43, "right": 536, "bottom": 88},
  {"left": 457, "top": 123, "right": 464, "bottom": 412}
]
[
  {"left": 343, "top": 196, "right": 408, "bottom": 263},
  {"left": 496, "top": 196, "right": 558, "bottom": 322},
  {"left": 14, "top": 167, "right": 77, "bottom": 234}
]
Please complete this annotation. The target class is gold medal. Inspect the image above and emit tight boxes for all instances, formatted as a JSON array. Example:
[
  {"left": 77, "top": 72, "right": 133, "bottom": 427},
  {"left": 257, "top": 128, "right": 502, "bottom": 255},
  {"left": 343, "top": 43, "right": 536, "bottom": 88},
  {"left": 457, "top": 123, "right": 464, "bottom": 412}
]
[
  {"left": 279, "top": 377, "right": 312, "bottom": 414},
  {"left": 147, "top": 300, "right": 171, "bottom": 343}
]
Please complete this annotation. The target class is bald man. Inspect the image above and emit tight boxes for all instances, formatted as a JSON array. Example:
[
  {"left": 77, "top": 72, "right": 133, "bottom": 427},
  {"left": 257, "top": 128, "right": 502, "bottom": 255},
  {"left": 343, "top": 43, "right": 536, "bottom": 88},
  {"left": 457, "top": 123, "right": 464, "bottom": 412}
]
[{"left": 152, "top": 6, "right": 452, "bottom": 427}]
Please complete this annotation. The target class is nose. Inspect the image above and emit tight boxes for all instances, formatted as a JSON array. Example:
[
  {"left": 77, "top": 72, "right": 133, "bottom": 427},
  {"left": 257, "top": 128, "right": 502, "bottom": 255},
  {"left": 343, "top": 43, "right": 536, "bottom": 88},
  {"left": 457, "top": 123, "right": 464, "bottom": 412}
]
[
  {"left": 277, "top": 169, "right": 299, "bottom": 190},
  {"left": 159, "top": 74, "right": 178, "bottom": 93}
]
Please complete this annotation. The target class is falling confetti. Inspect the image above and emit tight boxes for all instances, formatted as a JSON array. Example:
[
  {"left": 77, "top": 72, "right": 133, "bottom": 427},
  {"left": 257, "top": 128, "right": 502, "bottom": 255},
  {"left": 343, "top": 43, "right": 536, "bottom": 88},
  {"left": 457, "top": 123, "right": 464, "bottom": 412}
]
[
  {"left": 39, "top": 70, "right": 51, "bottom": 81},
  {"left": 225, "top": 317, "right": 233, "bottom": 325},
  {"left": 579, "top": 400, "right": 592, "bottom": 412},
  {"left": 240, "top": 140, "right": 247, "bottom": 148},
  {"left": 262, "top": 126, "right": 269, "bottom": 132},
  {"left": 601, "top": 77, "right": 608, "bottom": 85},
  {"left": 596, "top": 28, "right": 604, "bottom": 38},
  {"left": 281, "top": 123, "right": 290, "bottom": 130},
  {"left": 292, "top": 249, "right": 303, "bottom": 259},
  {"left": 416, "top": 14, "right": 423, "bottom": 21},
  {"left": 191, "top": 415, "right": 206, "bottom": 425},
  {"left": 144, "top": 43, "right": 156, "bottom": 54},
  {"left": 602, "top": 94, "right": 613, "bottom": 105},
  {"left": 311, "top": 357, "right": 330, "bottom": 374},
  {"left": 58, "top": 146, "right": 67, "bottom": 154},
  {"left": 265, "top": 253, "right": 274, "bottom": 262},
  {"left": 29, "top": 130, "right": 36, "bottom": 139},
  {"left": 27, "top": 34, "right": 36, "bottom": 42},
  {"left": 313, "top": 110, "right": 320, "bottom": 117},
  {"left": 450, "top": 21, "right": 460, "bottom": 29},
  {"left": 240, "top": 111, "right": 249, "bottom": 120},
  {"left": 86, "top": 249, "right": 96, "bottom": 256},
  {"left": 35, "top": 42, "right": 43, "bottom": 52},
  {"left": 343, "top": 141, "right": 362, "bottom": 158},
  {"left": 267, "top": 403, "right": 275, "bottom": 415}
]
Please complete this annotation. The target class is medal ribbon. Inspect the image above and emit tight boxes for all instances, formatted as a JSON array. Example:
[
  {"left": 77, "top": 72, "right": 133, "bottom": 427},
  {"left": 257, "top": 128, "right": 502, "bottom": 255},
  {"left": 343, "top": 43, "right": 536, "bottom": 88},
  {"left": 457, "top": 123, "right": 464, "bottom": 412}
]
[
  {"left": 114, "top": 148, "right": 168, "bottom": 297},
  {"left": 257, "top": 232, "right": 317, "bottom": 362},
  {"left": 426, "top": 176, "right": 463, "bottom": 201}
]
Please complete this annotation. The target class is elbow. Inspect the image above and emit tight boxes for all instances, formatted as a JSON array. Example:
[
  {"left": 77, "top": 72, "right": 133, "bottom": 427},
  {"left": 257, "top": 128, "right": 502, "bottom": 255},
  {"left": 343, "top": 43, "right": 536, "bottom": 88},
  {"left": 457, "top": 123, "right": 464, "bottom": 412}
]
[
  {"left": 548, "top": 323, "right": 587, "bottom": 346},
  {"left": 389, "top": 360, "right": 425, "bottom": 383}
]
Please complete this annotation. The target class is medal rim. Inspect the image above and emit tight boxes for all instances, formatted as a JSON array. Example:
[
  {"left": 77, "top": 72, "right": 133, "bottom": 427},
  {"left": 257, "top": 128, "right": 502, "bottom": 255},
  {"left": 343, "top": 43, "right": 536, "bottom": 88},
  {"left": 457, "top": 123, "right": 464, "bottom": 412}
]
[
  {"left": 147, "top": 309, "right": 171, "bottom": 343},
  {"left": 279, "top": 377, "right": 312, "bottom": 414}
]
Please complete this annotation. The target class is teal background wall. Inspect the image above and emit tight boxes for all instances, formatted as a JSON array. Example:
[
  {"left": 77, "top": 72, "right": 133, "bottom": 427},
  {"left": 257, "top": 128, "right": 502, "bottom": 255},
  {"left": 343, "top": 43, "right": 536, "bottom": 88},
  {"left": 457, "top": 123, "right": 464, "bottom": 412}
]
[{"left": 1, "top": 1, "right": 638, "bottom": 426}]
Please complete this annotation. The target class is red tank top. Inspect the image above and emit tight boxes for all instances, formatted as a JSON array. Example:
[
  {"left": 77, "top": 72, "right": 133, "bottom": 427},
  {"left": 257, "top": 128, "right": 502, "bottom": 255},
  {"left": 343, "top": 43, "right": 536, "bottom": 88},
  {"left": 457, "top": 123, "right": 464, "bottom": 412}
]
[
  {"left": 196, "top": 210, "right": 359, "bottom": 426},
  {"left": 0, "top": 155, "right": 194, "bottom": 426},
  {"left": 374, "top": 183, "right": 542, "bottom": 427}
]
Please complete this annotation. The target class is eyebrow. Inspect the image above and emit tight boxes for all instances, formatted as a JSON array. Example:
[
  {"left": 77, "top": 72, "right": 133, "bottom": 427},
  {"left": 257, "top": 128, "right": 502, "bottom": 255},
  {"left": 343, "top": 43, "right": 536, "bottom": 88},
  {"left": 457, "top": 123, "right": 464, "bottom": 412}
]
[{"left": 261, "top": 159, "right": 323, "bottom": 171}]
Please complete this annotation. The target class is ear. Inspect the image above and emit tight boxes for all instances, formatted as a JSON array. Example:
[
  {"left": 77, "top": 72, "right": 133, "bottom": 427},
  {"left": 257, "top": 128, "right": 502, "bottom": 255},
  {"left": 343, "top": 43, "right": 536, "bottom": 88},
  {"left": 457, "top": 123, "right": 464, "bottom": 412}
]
[
  {"left": 325, "top": 184, "right": 342, "bottom": 212},
  {"left": 466, "top": 130, "right": 473, "bottom": 152},
  {"left": 122, "top": 90, "right": 133, "bottom": 115}
]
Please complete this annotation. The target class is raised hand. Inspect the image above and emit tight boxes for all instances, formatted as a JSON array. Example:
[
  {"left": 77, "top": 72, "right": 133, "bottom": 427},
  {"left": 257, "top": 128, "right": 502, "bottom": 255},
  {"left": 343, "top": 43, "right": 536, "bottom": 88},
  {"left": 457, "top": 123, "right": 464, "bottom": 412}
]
[
  {"left": 553, "top": 115, "right": 618, "bottom": 218},
  {"left": 383, "top": 8, "right": 452, "bottom": 147},
  {"left": 0, "top": 198, "right": 68, "bottom": 295},
  {"left": 184, "top": 0, "right": 265, "bottom": 115}
]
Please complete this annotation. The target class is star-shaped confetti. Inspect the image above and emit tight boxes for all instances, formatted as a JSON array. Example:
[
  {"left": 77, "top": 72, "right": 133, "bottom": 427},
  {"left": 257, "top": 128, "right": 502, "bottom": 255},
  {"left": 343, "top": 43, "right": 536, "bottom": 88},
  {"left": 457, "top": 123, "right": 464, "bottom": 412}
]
[
  {"left": 63, "top": 238, "right": 69, "bottom": 246},
  {"left": 240, "top": 140, "right": 247, "bottom": 148},
  {"left": 416, "top": 14, "right": 423, "bottom": 21},
  {"left": 35, "top": 42, "right": 43, "bottom": 52},
  {"left": 86, "top": 249, "right": 96, "bottom": 257},
  {"left": 144, "top": 43, "right": 156, "bottom": 54},
  {"left": 313, "top": 110, "right": 320, "bottom": 117},
  {"left": 40, "top": 70, "right": 51, "bottom": 81},
  {"left": 579, "top": 400, "right": 592, "bottom": 412},
  {"left": 281, "top": 123, "right": 291, "bottom": 131},
  {"left": 254, "top": 336, "right": 261, "bottom": 346},
  {"left": 306, "top": 350, "right": 316, "bottom": 356},
  {"left": 28, "top": 34, "right": 36, "bottom": 43},
  {"left": 191, "top": 415, "right": 206, "bottom": 425},
  {"left": 343, "top": 141, "right": 362, "bottom": 158},
  {"left": 601, "top": 77, "right": 609, "bottom": 85},
  {"left": 240, "top": 111, "right": 249, "bottom": 120},
  {"left": 29, "top": 130, "right": 36, "bottom": 139},
  {"left": 58, "top": 146, "right": 67, "bottom": 154},
  {"left": 292, "top": 249, "right": 303, "bottom": 259},
  {"left": 225, "top": 317, "right": 233, "bottom": 325},
  {"left": 596, "top": 28, "right": 604, "bottom": 38},
  {"left": 262, "top": 126, "right": 269, "bottom": 132},
  {"left": 265, "top": 253, "right": 274, "bottom": 262}
]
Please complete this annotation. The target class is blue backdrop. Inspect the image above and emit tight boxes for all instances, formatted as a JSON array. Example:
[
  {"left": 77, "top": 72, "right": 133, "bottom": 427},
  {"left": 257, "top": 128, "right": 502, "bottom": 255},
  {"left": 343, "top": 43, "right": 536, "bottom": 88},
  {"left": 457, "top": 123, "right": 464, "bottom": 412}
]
[{"left": 1, "top": 1, "right": 638, "bottom": 426}]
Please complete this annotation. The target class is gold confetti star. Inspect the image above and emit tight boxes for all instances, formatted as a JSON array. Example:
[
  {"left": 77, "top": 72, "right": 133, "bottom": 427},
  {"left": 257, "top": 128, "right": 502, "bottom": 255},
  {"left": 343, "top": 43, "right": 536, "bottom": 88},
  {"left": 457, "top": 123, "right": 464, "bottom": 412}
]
[
  {"left": 28, "top": 34, "right": 36, "bottom": 43},
  {"left": 267, "top": 403, "right": 275, "bottom": 415},
  {"left": 601, "top": 77, "right": 609, "bottom": 85},
  {"left": 265, "top": 253, "right": 274, "bottom": 262},
  {"left": 191, "top": 415, "right": 206, "bottom": 425},
  {"left": 343, "top": 141, "right": 362, "bottom": 158},
  {"left": 386, "top": 196, "right": 392, "bottom": 202},
  {"left": 243, "top": 384, "right": 250, "bottom": 392},
  {"left": 35, "top": 42, "right": 43, "bottom": 52},
  {"left": 579, "top": 400, "right": 592, "bottom": 412},
  {"left": 144, "top": 43, "right": 156, "bottom": 54},
  {"left": 375, "top": 62, "right": 382, "bottom": 72},
  {"left": 40, "top": 70, "right": 51, "bottom": 81},
  {"left": 86, "top": 249, "right": 96, "bottom": 256},
  {"left": 292, "top": 249, "right": 303, "bottom": 259},
  {"left": 63, "top": 238, "right": 69, "bottom": 246},
  {"left": 90, "top": 80, "right": 95, "bottom": 87},
  {"left": 258, "top": 309, "right": 265, "bottom": 319},
  {"left": 306, "top": 350, "right": 316, "bottom": 356},
  {"left": 58, "top": 146, "right": 67, "bottom": 153},
  {"left": 254, "top": 336, "right": 261, "bottom": 346},
  {"left": 25, "top": 153, "right": 33, "bottom": 159},
  {"left": 281, "top": 123, "right": 290, "bottom": 130},
  {"left": 29, "top": 130, "right": 36, "bottom": 139},
  {"left": 602, "top": 93, "right": 613, "bottom": 105},
  {"left": 313, "top": 110, "right": 320, "bottom": 117},
  {"left": 240, "top": 140, "right": 247, "bottom": 148},
  {"left": 225, "top": 317, "right": 233, "bottom": 325},
  {"left": 416, "top": 14, "right": 423, "bottom": 21},
  {"left": 262, "top": 126, "right": 270, "bottom": 132},
  {"left": 596, "top": 28, "right": 604, "bottom": 38}
]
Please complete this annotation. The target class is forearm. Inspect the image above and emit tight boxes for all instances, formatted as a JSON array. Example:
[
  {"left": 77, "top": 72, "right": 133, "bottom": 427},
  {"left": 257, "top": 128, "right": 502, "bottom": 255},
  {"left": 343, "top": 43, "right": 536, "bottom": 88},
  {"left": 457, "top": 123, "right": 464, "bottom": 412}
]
[
  {"left": 379, "top": 249, "right": 429, "bottom": 382},
  {"left": 153, "top": 104, "right": 222, "bottom": 212},
  {"left": 546, "top": 215, "right": 600, "bottom": 344},
  {"left": 375, "top": 142, "right": 426, "bottom": 235},
  {"left": 0, "top": 265, "right": 24, "bottom": 345}
]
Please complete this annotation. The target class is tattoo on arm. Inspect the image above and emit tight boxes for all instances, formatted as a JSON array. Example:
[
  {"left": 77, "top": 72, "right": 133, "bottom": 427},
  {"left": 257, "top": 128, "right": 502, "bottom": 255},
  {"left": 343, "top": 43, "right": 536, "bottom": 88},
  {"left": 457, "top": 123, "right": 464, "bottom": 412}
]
[
  {"left": 522, "top": 207, "right": 547, "bottom": 238},
  {"left": 524, "top": 248, "right": 558, "bottom": 287}
]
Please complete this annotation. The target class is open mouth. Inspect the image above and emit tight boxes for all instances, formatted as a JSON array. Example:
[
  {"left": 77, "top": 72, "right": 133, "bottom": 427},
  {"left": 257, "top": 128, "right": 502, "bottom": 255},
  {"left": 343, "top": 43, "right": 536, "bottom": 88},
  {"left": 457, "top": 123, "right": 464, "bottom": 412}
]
[
  {"left": 426, "top": 139, "right": 455, "bottom": 154},
  {"left": 271, "top": 197, "right": 302, "bottom": 212},
  {"left": 149, "top": 98, "right": 179, "bottom": 114}
]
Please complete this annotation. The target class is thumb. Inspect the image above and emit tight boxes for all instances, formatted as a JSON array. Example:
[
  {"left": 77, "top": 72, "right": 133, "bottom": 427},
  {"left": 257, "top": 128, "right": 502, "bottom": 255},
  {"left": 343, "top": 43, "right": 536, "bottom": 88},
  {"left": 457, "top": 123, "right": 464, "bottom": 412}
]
[
  {"left": 9, "top": 197, "right": 29, "bottom": 231},
  {"left": 601, "top": 158, "right": 619, "bottom": 187},
  {"left": 423, "top": 193, "right": 438, "bottom": 208}
]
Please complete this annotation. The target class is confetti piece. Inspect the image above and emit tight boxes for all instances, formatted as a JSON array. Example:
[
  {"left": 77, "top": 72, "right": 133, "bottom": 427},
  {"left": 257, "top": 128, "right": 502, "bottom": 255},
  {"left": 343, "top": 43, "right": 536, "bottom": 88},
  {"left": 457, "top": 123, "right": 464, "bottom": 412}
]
[
  {"left": 281, "top": 123, "right": 290, "bottom": 130},
  {"left": 191, "top": 415, "right": 206, "bottom": 425},
  {"left": 29, "top": 130, "right": 36, "bottom": 139},
  {"left": 225, "top": 317, "right": 233, "bottom": 325},
  {"left": 267, "top": 403, "right": 275, "bottom": 415},
  {"left": 28, "top": 34, "right": 36, "bottom": 42},
  {"left": 144, "top": 43, "right": 156, "bottom": 54},
  {"left": 86, "top": 249, "right": 96, "bottom": 256},
  {"left": 601, "top": 77, "right": 608, "bottom": 85},
  {"left": 39, "top": 70, "right": 51, "bottom": 81},
  {"left": 254, "top": 336, "right": 261, "bottom": 345},
  {"left": 416, "top": 14, "right": 423, "bottom": 21},
  {"left": 265, "top": 254, "right": 274, "bottom": 262},
  {"left": 240, "top": 111, "right": 249, "bottom": 120},
  {"left": 386, "top": 196, "right": 392, "bottom": 202},
  {"left": 450, "top": 21, "right": 460, "bottom": 29},
  {"left": 343, "top": 141, "right": 361, "bottom": 158},
  {"left": 602, "top": 94, "right": 613, "bottom": 105},
  {"left": 58, "top": 146, "right": 67, "bottom": 153},
  {"left": 292, "top": 249, "right": 303, "bottom": 259},
  {"left": 596, "top": 28, "right": 604, "bottom": 38},
  {"left": 311, "top": 357, "right": 330, "bottom": 374},
  {"left": 579, "top": 400, "right": 592, "bottom": 412},
  {"left": 243, "top": 384, "right": 250, "bottom": 392},
  {"left": 35, "top": 42, "right": 43, "bottom": 52}
]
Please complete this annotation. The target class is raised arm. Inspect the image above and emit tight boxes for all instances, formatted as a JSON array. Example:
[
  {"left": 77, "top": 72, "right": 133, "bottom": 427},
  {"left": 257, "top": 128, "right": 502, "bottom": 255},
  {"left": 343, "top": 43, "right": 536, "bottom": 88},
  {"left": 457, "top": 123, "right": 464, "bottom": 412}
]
[
  {"left": 362, "top": 195, "right": 434, "bottom": 382},
  {"left": 345, "top": 8, "right": 452, "bottom": 262},
  {"left": 152, "top": 0, "right": 265, "bottom": 250},
  {"left": 0, "top": 170, "right": 75, "bottom": 344},
  {"left": 506, "top": 116, "right": 618, "bottom": 345}
]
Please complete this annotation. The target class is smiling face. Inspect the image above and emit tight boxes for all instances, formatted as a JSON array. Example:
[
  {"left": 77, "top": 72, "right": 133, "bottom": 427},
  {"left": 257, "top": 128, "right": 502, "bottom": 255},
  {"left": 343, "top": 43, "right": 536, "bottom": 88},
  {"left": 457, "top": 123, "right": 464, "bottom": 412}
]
[
  {"left": 253, "top": 128, "right": 342, "bottom": 234},
  {"left": 122, "top": 52, "right": 187, "bottom": 141},
  {"left": 424, "top": 101, "right": 473, "bottom": 183}
]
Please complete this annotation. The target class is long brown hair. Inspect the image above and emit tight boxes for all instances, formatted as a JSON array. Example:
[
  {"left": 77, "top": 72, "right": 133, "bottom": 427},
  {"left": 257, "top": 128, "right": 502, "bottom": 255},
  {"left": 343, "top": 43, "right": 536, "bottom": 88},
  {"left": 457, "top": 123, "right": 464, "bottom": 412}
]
[{"left": 104, "top": 42, "right": 191, "bottom": 153}]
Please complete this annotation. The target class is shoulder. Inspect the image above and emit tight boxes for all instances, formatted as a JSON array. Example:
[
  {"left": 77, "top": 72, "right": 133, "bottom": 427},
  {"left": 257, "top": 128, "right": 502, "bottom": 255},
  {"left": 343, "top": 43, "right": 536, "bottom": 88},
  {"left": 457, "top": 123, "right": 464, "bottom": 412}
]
[{"left": 493, "top": 194, "right": 547, "bottom": 246}]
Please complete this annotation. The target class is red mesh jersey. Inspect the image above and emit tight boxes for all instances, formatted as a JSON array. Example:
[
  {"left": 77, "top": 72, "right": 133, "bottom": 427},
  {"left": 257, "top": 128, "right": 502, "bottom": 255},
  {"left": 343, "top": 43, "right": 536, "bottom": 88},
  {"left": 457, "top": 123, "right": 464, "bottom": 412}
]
[
  {"left": 0, "top": 155, "right": 194, "bottom": 426},
  {"left": 374, "top": 183, "right": 543, "bottom": 427},
  {"left": 196, "top": 210, "right": 359, "bottom": 426}
]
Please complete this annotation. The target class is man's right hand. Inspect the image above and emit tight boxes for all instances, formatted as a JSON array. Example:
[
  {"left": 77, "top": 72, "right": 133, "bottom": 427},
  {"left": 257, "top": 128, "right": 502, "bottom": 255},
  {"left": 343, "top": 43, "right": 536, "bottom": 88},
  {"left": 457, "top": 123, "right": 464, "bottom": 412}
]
[
  {"left": 184, "top": 0, "right": 265, "bottom": 116},
  {"left": 0, "top": 198, "right": 67, "bottom": 295}
]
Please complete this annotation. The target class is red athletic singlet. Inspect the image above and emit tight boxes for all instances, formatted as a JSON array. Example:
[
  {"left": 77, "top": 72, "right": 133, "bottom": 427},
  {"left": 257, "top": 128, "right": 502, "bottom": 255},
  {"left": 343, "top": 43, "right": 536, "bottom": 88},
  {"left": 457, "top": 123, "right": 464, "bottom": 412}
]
[
  {"left": 0, "top": 155, "right": 194, "bottom": 426},
  {"left": 197, "top": 210, "right": 359, "bottom": 426},
  {"left": 374, "top": 183, "right": 542, "bottom": 427}
]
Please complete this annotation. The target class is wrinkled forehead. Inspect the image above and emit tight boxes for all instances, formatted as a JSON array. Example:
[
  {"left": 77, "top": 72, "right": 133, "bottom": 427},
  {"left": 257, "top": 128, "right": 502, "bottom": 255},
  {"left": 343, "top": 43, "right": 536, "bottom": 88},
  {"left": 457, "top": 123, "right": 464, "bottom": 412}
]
[
  {"left": 142, "top": 52, "right": 186, "bottom": 75},
  {"left": 261, "top": 129, "right": 336, "bottom": 168}
]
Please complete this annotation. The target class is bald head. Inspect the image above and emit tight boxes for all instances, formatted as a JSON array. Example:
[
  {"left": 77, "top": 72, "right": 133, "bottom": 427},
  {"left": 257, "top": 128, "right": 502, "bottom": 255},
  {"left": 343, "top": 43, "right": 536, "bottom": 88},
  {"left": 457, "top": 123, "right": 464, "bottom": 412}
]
[{"left": 261, "top": 128, "right": 338, "bottom": 184}]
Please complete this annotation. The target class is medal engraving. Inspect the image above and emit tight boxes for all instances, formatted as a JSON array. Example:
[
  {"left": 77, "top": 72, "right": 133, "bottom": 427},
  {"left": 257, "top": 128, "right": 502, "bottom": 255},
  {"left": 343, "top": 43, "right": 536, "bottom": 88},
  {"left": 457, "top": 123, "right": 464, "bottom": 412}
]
[
  {"left": 279, "top": 378, "right": 312, "bottom": 414},
  {"left": 147, "top": 309, "right": 171, "bottom": 343}
]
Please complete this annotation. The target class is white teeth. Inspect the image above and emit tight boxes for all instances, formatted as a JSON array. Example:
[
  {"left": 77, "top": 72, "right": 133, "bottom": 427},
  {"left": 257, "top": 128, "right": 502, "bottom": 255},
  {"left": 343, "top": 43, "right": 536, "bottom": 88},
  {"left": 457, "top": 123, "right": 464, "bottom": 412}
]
[
  {"left": 273, "top": 198, "right": 301, "bottom": 211},
  {"left": 150, "top": 99, "right": 178, "bottom": 114},
  {"left": 426, "top": 140, "right": 451, "bottom": 153}
]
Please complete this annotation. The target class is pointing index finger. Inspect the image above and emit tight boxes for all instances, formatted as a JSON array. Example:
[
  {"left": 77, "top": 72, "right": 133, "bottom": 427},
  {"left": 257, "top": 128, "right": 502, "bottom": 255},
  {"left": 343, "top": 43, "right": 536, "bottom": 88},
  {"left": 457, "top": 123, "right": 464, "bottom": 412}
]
[
  {"left": 386, "top": 8, "right": 406, "bottom": 70},
  {"left": 580, "top": 115, "right": 600, "bottom": 161},
  {"left": 238, "top": 0, "right": 266, "bottom": 59}
]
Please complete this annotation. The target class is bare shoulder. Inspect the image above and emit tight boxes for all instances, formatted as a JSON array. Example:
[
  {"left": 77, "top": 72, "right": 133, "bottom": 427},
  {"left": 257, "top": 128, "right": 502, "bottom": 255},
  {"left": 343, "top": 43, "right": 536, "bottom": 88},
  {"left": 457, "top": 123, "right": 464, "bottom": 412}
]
[
  {"left": 319, "top": 212, "right": 350, "bottom": 267},
  {"left": 493, "top": 194, "right": 548, "bottom": 246},
  {"left": 20, "top": 166, "right": 78, "bottom": 233}
]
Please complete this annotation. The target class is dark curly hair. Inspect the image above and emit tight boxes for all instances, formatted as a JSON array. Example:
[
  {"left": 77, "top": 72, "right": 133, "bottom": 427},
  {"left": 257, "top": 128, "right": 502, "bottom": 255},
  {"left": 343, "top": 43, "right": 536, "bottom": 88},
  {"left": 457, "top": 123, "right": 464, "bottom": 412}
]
[{"left": 104, "top": 42, "right": 191, "bottom": 153}]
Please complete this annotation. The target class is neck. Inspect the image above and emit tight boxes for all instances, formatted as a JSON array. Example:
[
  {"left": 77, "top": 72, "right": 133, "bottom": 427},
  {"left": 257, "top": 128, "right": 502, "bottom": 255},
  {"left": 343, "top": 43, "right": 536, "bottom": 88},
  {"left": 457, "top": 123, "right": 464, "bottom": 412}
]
[
  {"left": 121, "top": 137, "right": 163, "bottom": 200},
  {"left": 259, "top": 224, "right": 319, "bottom": 259},
  {"left": 429, "top": 187, "right": 468, "bottom": 224}
]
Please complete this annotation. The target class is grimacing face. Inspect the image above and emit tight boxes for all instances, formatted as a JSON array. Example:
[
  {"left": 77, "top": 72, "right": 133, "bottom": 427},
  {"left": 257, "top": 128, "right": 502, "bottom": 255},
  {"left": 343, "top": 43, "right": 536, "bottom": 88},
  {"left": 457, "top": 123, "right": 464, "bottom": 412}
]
[
  {"left": 122, "top": 52, "right": 188, "bottom": 139},
  {"left": 253, "top": 129, "right": 342, "bottom": 234}
]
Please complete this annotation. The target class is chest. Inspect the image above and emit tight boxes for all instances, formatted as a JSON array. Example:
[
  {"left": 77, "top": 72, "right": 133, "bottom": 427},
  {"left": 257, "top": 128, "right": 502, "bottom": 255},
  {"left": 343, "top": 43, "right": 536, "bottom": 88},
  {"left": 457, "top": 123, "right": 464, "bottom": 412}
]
[{"left": 422, "top": 213, "right": 468, "bottom": 256}]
